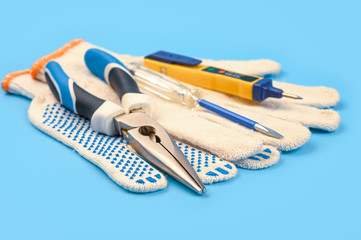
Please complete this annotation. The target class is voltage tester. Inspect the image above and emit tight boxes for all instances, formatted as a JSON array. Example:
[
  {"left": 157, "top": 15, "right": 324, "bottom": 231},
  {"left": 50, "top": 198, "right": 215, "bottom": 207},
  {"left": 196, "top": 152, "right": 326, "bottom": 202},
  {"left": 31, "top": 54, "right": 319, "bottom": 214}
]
[{"left": 144, "top": 51, "right": 302, "bottom": 102}]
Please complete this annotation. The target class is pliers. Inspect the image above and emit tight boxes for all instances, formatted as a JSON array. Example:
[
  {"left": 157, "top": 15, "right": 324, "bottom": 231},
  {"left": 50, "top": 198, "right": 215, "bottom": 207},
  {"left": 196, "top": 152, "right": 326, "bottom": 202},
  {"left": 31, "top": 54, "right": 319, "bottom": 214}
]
[{"left": 43, "top": 48, "right": 205, "bottom": 194}]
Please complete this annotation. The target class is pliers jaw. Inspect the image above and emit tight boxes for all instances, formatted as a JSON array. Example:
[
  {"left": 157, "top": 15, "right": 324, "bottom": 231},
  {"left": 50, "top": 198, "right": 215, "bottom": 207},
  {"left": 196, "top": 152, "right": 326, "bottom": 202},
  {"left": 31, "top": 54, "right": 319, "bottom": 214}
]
[{"left": 114, "top": 112, "right": 206, "bottom": 194}]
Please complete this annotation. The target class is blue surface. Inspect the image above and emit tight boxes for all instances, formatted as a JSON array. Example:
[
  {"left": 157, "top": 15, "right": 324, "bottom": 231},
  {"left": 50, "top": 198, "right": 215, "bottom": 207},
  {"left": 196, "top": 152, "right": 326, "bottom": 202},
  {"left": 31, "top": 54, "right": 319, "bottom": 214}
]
[
  {"left": 0, "top": 0, "right": 360, "bottom": 239},
  {"left": 84, "top": 48, "right": 132, "bottom": 82},
  {"left": 145, "top": 50, "right": 203, "bottom": 66},
  {"left": 45, "top": 61, "right": 76, "bottom": 112},
  {"left": 253, "top": 78, "right": 284, "bottom": 101},
  {"left": 199, "top": 99, "right": 257, "bottom": 129}
]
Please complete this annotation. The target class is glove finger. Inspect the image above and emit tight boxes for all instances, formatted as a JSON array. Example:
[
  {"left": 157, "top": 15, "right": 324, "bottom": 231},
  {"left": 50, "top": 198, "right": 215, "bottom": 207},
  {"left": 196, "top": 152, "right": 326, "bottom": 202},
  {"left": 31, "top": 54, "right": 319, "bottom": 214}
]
[
  {"left": 4, "top": 70, "right": 49, "bottom": 99},
  {"left": 201, "top": 59, "right": 281, "bottom": 77},
  {"left": 176, "top": 142, "right": 237, "bottom": 184},
  {"left": 233, "top": 145, "right": 280, "bottom": 169},
  {"left": 227, "top": 100, "right": 340, "bottom": 132},
  {"left": 273, "top": 81, "right": 340, "bottom": 108}
]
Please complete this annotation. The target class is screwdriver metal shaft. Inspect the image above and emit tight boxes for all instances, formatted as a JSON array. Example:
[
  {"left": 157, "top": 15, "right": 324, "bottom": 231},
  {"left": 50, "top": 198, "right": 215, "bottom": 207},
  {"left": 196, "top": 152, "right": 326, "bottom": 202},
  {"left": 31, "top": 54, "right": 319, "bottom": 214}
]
[{"left": 198, "top": 99, "right": 283, "bottom": 139}]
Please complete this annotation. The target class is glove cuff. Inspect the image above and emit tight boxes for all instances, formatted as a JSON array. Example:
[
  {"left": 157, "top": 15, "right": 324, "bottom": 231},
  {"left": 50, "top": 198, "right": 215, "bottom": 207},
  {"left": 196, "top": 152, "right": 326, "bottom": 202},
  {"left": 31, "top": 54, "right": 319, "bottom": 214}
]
[
  {"left": 2, "top": 69, "right": 31, "bottom": 93},
  {"left": 31, "top": 39, "right": 86, "bottom": 81}
]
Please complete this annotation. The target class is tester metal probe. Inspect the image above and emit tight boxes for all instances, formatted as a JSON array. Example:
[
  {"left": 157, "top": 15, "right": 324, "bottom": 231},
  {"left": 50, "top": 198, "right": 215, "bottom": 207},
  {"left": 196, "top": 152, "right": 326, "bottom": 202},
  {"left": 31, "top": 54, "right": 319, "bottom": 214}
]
[
  {"left": 144, "top": 51, "right": 302, "bottom": 102},
  {"left": 128, "top": 63, "right": 283, "bottom": 139},
  {"left": 44, "top": 49, "right": 206, "bottom": 194}
]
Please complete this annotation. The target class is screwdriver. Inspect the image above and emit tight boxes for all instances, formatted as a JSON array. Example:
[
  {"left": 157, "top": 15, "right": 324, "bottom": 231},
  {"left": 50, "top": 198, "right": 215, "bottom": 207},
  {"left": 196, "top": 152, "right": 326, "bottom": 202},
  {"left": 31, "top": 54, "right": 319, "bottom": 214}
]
[
  {"left": 128, "top": 63, "right": 283, "bottom": 139},
  {"left": 143, "top": 51, "right": 302, "bottom": 102}
]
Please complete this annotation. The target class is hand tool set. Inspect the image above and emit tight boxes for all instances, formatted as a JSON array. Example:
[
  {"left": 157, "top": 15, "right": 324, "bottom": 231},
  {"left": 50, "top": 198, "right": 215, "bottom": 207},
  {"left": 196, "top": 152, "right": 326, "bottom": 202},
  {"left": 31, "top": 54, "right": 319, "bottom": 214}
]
[{"left": 2, "top": 39, "right": 340, "bottom": 194}]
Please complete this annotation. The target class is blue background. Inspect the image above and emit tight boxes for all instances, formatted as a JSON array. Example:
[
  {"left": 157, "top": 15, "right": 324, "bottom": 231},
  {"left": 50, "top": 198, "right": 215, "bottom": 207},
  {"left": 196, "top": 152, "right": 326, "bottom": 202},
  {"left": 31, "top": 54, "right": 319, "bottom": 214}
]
[{"left": 1, "top": 0, "right": 360, "bottom": 239}]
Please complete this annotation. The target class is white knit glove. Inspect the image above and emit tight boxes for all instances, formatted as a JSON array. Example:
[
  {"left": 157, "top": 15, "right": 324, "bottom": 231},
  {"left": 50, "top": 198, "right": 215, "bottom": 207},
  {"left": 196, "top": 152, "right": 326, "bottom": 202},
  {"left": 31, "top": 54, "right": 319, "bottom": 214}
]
[
  {"left": 2, "top": 69, "right": 237, "bottom": 194},
  {"left": 26, "top": 40, "right": 340, "bottom": 170}
]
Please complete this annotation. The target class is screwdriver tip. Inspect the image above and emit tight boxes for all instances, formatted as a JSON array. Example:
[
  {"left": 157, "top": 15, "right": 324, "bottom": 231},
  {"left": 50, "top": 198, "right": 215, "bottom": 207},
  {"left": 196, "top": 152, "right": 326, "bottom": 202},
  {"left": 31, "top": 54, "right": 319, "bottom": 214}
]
[
  {"left": 282, "top": 92, "right": 303, "bottom": 100},
  {"left": 254, "top": 123, "right": 284, "bottom": 139}
]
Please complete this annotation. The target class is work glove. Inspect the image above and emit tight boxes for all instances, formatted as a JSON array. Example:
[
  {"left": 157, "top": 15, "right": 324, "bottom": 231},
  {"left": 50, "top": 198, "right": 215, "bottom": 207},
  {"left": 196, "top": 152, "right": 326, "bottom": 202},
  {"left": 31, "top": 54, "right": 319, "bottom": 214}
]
[
  {"left": 28, "top": 40, "right": 340, "bottom": 170},
  {"left": 27, "top": 40, "right": 287, "bottom": 170},
  {"left": 2, "top": 54, "right": 238, "bottom": 194}
]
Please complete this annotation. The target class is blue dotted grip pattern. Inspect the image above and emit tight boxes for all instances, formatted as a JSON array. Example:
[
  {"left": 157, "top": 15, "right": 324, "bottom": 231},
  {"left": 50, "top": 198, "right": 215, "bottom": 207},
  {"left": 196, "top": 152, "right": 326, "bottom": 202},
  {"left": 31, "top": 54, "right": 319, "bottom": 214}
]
[
  {"left": 234, "top": 146, "right": 279, "bottom": 169},
  {"left": 38, "top": 102, "right": 237, "bottom": 192}
]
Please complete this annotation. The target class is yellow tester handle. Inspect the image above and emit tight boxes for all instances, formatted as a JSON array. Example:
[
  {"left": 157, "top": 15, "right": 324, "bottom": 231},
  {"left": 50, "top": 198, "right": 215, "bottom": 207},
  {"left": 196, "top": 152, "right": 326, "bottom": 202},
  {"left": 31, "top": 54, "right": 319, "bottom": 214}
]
[
  {"left": 144, "top": 58, "right": 263, "bottom": 101},
  {"left": 143, "top": 51, "right": 289, "bottom": 102}
]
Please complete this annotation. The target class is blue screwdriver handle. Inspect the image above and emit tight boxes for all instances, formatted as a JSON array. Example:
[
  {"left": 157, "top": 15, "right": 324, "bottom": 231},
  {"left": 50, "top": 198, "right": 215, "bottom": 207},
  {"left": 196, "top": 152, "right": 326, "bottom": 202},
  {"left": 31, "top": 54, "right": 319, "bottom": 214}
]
[
  {"left": 84, "top": 48, "right": 141, "bottom": 100},
  {"left": 198, "top": 99, "right": 257, "bottom": 129},
  {"left": 44, "top": 61, "right": 106, "bottom": 120}
]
